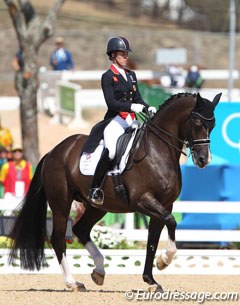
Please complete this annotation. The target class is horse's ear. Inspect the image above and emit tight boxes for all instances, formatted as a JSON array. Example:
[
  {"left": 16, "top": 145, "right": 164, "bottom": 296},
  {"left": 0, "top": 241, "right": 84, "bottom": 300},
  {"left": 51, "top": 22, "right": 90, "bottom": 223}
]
[
  {"left": 196, "top": 92, "right": 205, "bottom": 107},
  {"left": 212, "top": 93, "right": 222, "bottom": 108}
]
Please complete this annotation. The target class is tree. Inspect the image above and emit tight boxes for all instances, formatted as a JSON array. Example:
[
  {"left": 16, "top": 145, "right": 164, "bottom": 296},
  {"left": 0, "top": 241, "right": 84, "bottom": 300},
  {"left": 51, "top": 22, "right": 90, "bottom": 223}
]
[
  {"left": 128, "top": 0, "right": 142, "bottom": 18},
  {"left": 4, "top": 0, "right": 65, "bottom": 166},
  {"left": 184, "top": 0, "right": 234, "bottom": 32}
]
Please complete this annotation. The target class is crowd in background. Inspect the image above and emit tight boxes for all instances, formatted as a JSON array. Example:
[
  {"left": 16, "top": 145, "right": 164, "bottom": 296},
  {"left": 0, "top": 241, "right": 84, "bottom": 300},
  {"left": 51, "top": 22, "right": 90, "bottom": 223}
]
[
  {"left": 0, "top": 127, "right": 84, "bottom": 224},
  {"left": 0, "top": 137, "right": 33, "bottom": 200},
  {"left": 0, "top": 125, "right": 33, "bottom": 199}
]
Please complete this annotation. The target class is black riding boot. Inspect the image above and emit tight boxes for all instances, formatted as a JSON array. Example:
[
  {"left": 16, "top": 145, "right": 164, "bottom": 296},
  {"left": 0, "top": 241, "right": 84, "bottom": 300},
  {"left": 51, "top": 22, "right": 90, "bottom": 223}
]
[{"left": 88, "top": 148, "right": 111, "bottom": 205}]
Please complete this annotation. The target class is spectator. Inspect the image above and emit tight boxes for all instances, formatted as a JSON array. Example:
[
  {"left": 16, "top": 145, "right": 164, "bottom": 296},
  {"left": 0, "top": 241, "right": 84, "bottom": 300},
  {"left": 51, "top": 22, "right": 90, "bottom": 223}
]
[
  {"left": 0, "top": 124, "right": 14, "bottom": 151},
  {"left": 0, "top": 146, "right": 8, "bottom": 171},
  {"left": 50, "top": 37, "right": 74, "bottom": 71},
  {"left": 185, "top": 65, "right": 204, "bottom": 89},
  {"left": 0, "top": 146, "right": 9, "bottom": 199},
  {"left": 167, "top": 64, "right": 185, "bottom": 87},
  {"left": 0, "top": 144, "right": 33, "bottom": 198}
]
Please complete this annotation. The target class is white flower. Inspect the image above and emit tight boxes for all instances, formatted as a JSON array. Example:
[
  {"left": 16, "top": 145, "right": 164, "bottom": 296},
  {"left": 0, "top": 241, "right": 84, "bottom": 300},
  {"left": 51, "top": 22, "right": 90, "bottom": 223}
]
[{"left": 90, "top": 225, "right": 131, "bottom": 249}]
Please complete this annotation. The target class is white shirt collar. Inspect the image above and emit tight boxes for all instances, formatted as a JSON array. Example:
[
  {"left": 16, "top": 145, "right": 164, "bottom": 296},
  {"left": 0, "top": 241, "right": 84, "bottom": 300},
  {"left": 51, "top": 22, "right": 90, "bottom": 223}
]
[{"left": 112, "top": 64, "right": 127, "bottom": 81}]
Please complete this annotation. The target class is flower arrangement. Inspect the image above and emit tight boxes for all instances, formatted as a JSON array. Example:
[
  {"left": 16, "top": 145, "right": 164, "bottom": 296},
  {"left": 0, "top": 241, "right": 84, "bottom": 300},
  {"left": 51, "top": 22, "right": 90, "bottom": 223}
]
[
  {"left": 0, "top": 226, "right": 135, "bottom": 250},
  {"left": 0, "top": 236, "right": 11, "bottom": 248},
  {"left": 90, "top": 225, "right": 133, "bottom": 249}
]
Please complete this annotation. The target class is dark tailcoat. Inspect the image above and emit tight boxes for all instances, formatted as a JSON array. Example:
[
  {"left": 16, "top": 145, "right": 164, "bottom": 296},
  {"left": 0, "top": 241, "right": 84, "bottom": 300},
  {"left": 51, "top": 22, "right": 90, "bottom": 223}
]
[{"left": 82, "top": 64, "right": 148, "bottom": 153}]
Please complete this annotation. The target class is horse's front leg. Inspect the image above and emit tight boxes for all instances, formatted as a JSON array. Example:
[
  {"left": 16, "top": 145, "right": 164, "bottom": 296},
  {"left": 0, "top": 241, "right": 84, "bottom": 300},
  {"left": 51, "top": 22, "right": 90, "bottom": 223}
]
[
  {"left": 156, "top": 213, "right": 177, "bottom": 270},
  {"left": 143, "top": 217, "right": 165, "bottom": 292},
  {"left": 139, "top": 195, "right": 177, "bottom": 292}
]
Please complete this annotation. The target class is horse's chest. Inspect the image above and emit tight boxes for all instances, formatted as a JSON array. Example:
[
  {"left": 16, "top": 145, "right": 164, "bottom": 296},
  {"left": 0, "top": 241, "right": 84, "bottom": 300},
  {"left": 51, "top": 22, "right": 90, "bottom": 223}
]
[{"left": 155, "top": 169, "right": 180, "bottom": 194}]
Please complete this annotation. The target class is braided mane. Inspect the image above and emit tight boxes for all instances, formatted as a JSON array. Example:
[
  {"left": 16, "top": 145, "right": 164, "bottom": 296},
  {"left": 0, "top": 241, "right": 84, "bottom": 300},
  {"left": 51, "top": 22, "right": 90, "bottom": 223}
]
[{"left": 158, "top": 92, "right": 196, "bottom": 112}]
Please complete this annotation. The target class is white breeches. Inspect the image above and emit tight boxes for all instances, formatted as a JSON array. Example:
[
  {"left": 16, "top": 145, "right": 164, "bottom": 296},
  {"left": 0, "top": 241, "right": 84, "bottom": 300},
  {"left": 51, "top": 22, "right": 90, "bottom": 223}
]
[{"left": 104, "top": 115, "right": 133, "bottom": 160}]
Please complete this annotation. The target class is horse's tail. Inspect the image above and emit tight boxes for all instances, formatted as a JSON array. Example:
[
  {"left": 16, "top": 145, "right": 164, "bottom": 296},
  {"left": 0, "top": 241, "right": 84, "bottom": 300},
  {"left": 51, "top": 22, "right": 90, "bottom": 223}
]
[{"left": 8, "top": 155, "right": 48, "bottom": 271}]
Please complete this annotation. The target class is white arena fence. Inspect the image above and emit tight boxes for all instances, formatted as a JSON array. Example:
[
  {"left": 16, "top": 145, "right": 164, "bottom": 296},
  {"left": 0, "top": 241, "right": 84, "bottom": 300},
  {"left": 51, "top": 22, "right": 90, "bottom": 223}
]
[
  {"left": 0, "top": 199, "right": 239, "bottom": 275},
  {"left": 0, "top": 248, "right": 240, "bottom": 275},
  {"left": 38, "top": 69, "right": 240, "bottom": 129},
  {"left": 1, "top": 69, "right": 240, "bottom": 129}
]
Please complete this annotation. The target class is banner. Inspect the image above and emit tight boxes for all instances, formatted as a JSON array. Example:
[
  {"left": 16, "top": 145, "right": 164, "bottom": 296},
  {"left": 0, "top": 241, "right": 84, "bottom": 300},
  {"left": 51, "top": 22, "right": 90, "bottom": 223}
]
[
  {"left": 211, "top": 102, "right": 240, "bottom": 164},
  {"left": 138, "top": 83, "right": 171, "bottom": 108}
]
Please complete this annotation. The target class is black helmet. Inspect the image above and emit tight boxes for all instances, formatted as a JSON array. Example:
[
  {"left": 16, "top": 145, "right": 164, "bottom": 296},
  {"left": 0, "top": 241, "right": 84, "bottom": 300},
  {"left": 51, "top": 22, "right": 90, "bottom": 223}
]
[{"left": 106, "top": 36, "right": 132, "bottom": 57}]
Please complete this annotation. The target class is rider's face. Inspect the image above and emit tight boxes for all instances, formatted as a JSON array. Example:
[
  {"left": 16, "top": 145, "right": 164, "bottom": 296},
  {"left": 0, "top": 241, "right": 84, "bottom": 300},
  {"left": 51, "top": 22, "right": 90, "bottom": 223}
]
[{"left": 114, "top": 51, "right": 128, "bottom": 67}]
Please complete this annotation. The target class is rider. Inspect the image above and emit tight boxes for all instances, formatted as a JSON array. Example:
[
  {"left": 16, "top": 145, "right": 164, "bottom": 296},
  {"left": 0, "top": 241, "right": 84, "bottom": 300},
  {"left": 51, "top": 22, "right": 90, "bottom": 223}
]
[{"left": 83, "top": 36, "right": 157, "bottom": 205}]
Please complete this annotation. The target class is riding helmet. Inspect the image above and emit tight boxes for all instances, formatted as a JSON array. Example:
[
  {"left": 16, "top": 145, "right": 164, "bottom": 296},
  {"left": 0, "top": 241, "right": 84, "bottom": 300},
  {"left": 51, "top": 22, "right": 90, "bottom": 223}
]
[{"left": 106, "top": 36, "right": 132, "bottom": 58}]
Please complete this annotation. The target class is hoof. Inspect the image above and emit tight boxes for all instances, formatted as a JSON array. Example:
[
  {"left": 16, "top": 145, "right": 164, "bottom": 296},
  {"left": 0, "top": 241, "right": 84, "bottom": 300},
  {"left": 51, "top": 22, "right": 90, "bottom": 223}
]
[
  {"left": 143, "top": 275, "right": 164, "bottom": 293},
  {"left": 67, "top": 281, "right": 86, "bottom": 292},
  {"left": 91, "top": 269, "right": 105, "bottom": 286},
  {"left": 148, "top": 284, "right": 164, "bottom": 293},
  {"left": 156, "top": 255, "right": 168, "bottom": 270}
]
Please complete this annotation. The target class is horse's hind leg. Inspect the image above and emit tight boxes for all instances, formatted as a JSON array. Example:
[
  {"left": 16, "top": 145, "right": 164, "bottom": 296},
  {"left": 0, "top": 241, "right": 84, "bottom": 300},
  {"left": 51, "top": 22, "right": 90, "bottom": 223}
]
[
  {"left": 72, "top": 206, "right": 106, "bottom": 286},
  {"left": 50, "top": 205, "right": 86, "bottom": 291}
]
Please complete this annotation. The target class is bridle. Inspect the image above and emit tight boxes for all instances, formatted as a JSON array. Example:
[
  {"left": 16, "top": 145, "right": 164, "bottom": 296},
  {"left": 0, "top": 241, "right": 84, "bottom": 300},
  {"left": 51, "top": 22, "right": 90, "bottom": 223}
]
[
  {"left": 138, "top": 110, "right": 215, "bottom": 157},
  {"left": 186, "top": 112, "right": 215, "bottom": 158},
  {"left": 126, "top": 109, "right": 215, "bottom": 169}
]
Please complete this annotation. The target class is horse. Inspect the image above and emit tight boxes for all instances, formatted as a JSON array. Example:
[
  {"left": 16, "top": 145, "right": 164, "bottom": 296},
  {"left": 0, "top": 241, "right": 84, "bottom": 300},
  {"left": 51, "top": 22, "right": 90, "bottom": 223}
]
[{"left": 8, "top": 92, "right": 221, "bottom": 292}]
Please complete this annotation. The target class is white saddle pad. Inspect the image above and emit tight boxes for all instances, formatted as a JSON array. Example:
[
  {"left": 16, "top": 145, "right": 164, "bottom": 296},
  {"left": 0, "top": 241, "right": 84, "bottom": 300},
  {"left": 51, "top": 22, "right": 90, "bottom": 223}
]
[{"left": 80, "top": 127, "right": 138, "bottom": 176}]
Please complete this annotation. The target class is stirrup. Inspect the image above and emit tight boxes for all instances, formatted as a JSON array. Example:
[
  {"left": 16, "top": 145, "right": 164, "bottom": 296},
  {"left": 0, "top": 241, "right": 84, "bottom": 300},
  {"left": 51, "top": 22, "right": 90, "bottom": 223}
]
[{"left": 88, "top": 188, "right": 104, "bottom": 205}]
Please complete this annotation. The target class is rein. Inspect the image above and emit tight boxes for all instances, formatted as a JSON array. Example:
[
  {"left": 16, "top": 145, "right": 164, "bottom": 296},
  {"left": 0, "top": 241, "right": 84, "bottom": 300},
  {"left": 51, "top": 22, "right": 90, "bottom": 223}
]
[
  {"left": 139, "top": 112, "right": 189, "bottom": 157},
  {"left": 139, "top": 110, "right": 214, "bottom": 157},
  {"left": 128, "top": 108, "right": 214, "bottom": 168}
]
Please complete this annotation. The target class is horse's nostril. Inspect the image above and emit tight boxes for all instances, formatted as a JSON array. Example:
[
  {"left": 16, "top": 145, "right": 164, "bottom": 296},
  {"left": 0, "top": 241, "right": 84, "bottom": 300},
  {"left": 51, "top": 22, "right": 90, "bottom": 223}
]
[{"left": 199, "top": 156, "right": 207, "bottom": 167}]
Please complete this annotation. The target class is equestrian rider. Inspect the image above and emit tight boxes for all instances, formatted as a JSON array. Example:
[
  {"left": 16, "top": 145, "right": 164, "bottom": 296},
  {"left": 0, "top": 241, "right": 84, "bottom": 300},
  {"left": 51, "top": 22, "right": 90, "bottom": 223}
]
[{"left": 83, "top": 36, "right": 157, "bottom": 205}]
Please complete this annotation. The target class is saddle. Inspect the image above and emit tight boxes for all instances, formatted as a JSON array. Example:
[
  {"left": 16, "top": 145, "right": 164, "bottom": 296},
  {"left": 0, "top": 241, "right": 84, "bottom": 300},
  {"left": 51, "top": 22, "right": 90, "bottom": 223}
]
[
  {"left": 111, "top": 123, "right": 146, "bottom": 205},
  {"left": 113, "top": 124, "right": 145, "bottom": 168},
  {"left": 113, "top": 127, "right": 135, "bottom": 170},
  {"left": 80, "top": 122, "right": 144, "bottom": 205}
]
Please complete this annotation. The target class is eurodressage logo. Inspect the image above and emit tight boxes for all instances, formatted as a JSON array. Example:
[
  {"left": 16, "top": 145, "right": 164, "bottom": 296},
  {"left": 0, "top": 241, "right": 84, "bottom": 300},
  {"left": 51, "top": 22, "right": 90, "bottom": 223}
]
[
  {"left": 222, "top": 112, "right": 240, "bottom": 151},
  {"left": 124, "top": 289, "right": 239, "bottom": 303},
  {"left": 211, "top": 103, "right": 240, "bottom": 164}
]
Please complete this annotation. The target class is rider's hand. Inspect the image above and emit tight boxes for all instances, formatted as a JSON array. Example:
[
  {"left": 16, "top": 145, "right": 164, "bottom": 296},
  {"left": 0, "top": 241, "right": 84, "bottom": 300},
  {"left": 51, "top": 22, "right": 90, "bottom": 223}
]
[
  {"left": 131, "top": 103, "right": 145, "bottom": 113},
  {"left": 148, "top": 106, "right": 157, "bottom": 114}
]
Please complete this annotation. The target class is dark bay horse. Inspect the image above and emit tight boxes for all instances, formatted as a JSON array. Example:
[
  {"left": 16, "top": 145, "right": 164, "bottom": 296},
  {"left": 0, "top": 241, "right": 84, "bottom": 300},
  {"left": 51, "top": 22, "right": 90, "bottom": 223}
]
[{"left": 9, "top": 92, "right": 221, "bottom": 292}]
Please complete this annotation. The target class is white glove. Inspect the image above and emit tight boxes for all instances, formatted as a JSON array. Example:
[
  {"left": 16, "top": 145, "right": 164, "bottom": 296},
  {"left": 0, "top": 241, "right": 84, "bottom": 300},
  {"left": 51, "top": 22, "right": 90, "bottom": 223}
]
[
  {"left": 148, "top": 106, "right": 157, "bottom": 114},
  {"left": 131, "top": 103, "right": 145, "bottom": 113}
]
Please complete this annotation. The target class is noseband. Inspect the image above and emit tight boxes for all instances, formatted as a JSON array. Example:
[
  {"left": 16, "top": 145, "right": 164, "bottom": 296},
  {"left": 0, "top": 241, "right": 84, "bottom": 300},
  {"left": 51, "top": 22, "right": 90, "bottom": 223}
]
[{"left": 186, "top": 112, "right": 215, "bottom": 151}]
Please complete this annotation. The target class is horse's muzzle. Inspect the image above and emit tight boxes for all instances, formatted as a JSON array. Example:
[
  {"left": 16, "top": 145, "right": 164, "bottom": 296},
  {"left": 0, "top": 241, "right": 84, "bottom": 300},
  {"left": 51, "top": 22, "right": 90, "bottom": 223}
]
[
  {"left": 192, "top": 151, "right": 210, "bottom": 169},
  {"left": 196, "top": 156, "right": 209, "bottom": 168}
]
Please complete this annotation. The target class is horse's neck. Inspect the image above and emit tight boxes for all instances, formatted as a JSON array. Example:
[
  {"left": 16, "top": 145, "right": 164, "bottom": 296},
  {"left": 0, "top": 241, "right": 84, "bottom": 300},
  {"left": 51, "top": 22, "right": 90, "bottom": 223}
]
[
  {"left": 155, "top": 98, "right": 194, "bottom": 135},
  {"left": 146, "top": 98, "right": 193, "bottom": 159}
]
